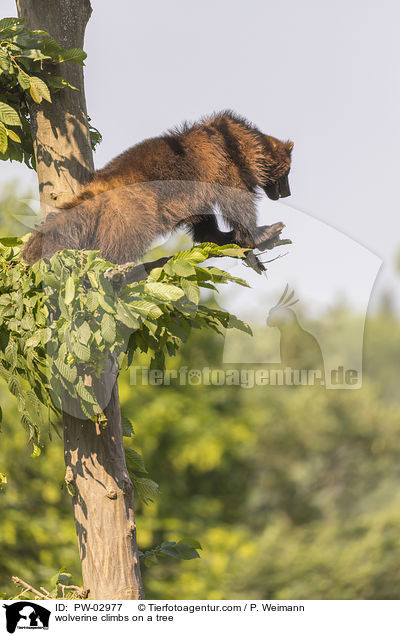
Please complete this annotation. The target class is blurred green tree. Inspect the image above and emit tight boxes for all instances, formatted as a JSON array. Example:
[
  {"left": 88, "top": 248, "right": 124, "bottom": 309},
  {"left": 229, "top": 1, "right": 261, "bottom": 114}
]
[{"left": 1, "top": 304, "right": 400, "bottom": 599}]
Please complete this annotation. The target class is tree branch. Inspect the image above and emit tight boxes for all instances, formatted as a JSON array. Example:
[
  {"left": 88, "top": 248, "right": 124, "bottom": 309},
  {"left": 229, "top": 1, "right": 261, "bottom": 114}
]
[
  {"left": 12, "top": 577, "right": 47, "bottom": 600},
  {"left": 104, "top": 222, "right": 289, "bottom": 288},
  {"left": 104, "top": 256, "right": 169, "bottom": 288}
]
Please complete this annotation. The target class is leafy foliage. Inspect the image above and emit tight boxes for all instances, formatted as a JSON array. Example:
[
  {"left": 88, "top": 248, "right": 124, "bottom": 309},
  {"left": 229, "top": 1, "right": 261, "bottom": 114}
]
[
  {"left": 0, "top": 239, "right": 250, "bottom": 447},
  {"left": 139, "top": 539, "right": 202, "bottom": 567},
  {"left": 0, "top": 17, "right": 101, "bottom": 168}
]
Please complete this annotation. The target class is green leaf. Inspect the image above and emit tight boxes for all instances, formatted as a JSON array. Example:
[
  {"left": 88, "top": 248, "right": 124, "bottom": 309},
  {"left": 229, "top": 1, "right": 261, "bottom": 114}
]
[
  {"left": 133, "top": 477, "right": 159, "bottom": 505},
  {"left": 214, "top": 244, "right": 248, "bottom": 257},
  {"left": 162, "top": 541, "right": 200, "bottom": 560},
  {"left": 125, "top": 448, "right": 147, "bottom": 476},
  {"left": 98, "top": 293, "right": 116, "bottom": 314},
  {"left": 8, "top": 375, "right": 21, "bottom": 397},
  {"left": 31, "top": 29, "right": 50, "bottom": 35},
  {"left": 0, "top": 367, "right": 10, "bottom": 383},
  {"left": 57, "top": 572, "right": 72, "bottom": 585},
  {"left": 50, "top": 570, "right": 72, "bottom": 588},
  {"left": 29, "top": 76, "right": 52, "bottom": 103},
  {"left": 166, "top": 247, "right": 207, "bottom": 266},
  {"left": 0, "top": 17, "right": 23, "bottom": 32},
  {"left": 0, "top": 49, "right": 12, "bottom": 73},
  {"left": 0, "top": 236, "right": 23, "bottom": 246},
  {"left": 127, "top": 299, "right": 162, "bottom": 319},
  {"left": 76, "top": 378, "right": 97, "bottom": 404},
  {"left": 181, "top": 279, "right": 200, "bottom": 304},
  {"left": 5, "top": 342, "right": 17, "bottom": 367},
  {"left": 20, "top": 313, "right": 35, "bottom": 331},
  {"left": 146, "top": 282, "right": 184, "bottom": 301},
  {"left": 171, "top": 260, "right": 196, "bottom": 277},
  {"left": 180, "top": 538, "right": 202, "bottom": 550},
  {"left": 115, "top": 300, "right": 140, "bottom": 329},
  {"left": 17, "top": 69, "right": 31, "bottom": 90},
  {"left": 87, "top": 270, "right": 99, "bottom": 289},
  {"left": 160, "top": 540, "right": 201, "bottom": 560},
  {"left": 42, "top": 271, "right": 60, "bottom": 288},
  {"left": 29, "top": 83, "right": 41, "bottom": 103},
  {"left": 228, "top": 315, "right": 252, "bottom": 336},
  {"left": 77, "top": 321, "right": 91, "bottom": 345},
  {"left": 101, "top": 313, "right": 116, "bottom": 343},
  {"left": 54, "top": 358, "right": 77, "bottom": 384},
  {"left": 0, "top": 102, "right": 21, "bottom": 126},
  {"left": 121, "top": 416, "right": 135, "bottom": 438},
  {"left": 18, "top": 48, "right": 51, "bottom": 61},
  {"left": 158, "top": 542, "right": 182, "bottom": 558},
  {"left": 41, "top": 38, "right": 62, "bottom": 56},
  {"left": 47, "top": 75, "right": 78, "bottom": 91},
  {"left": 64, "top": 277, "right": 75, "bottom": 305},
  {"left": 57, "top": 47, "right": 87, "bottom": 65},
  {"left": 40, "top": 327, "right": 52, "bottom": 345},
  {"left": 72, "top": 340, "right": 90, "bottom": 362},
  {"left": 31, "top": 443, "right": 41, "bottom": 458},
  {"left": 6, "top": 129, "right": 21, "bottom": 143},
  {"left": 144, "top": 554, "right": 159, "bottom": 567},
  {"left": 0, "top": 123, "right": 8, "bottom": 154},
  {"left": 20, "top": 412, "right": 34, "bottom": 436},
  {"left": 0, "top": 472, "right": 7, "bottom": 490},
  {"left": 176, "top": 540, "right": 202, "bottom": 559},
  {"left": 85, "top": 290, "right": 99, "bottom": 311},
  {"left": 25, "top": 391, "right": 42, "bottom": 417},
  {"left": 25, "top": 331, "right": 41, "bottom": 347}
]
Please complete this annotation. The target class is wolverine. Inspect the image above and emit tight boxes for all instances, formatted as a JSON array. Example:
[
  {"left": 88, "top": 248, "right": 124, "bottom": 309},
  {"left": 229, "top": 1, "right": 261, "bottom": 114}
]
[{"left": 23, "top": 111, "right": 293, "bottom": 265}]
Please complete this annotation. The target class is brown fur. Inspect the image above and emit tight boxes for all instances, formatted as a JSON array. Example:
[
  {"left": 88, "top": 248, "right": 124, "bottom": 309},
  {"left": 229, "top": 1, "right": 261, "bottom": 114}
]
[{"left": 23, "top": 111, "right": 293, "bottom": 264}]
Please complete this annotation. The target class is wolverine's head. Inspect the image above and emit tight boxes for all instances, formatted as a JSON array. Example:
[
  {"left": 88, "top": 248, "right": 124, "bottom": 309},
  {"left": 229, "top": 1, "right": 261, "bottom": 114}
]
[{"left": 261, "top": 136, "right": 293, "bottom": 201}]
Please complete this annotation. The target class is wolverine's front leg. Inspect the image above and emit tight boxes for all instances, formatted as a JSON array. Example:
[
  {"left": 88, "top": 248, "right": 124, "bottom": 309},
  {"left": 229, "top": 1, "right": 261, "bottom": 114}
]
[
  {"left": 217, "top": 193, "right": 260, "bottom": 249},
  {"left": 186, "top": 211, "right": 234, "bottom": 245}
]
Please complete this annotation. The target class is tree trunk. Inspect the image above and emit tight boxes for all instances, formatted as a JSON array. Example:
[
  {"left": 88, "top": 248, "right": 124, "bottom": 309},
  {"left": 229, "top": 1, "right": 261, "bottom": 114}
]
[
  {"left": 16, "top": 0, "right": 94, "bottom": 214},
  {"left": 63, "top": 366, "right": 143, "bottom": 599},
  {"left": 16, "top": 0, "right": 144, "bottom": 599}
]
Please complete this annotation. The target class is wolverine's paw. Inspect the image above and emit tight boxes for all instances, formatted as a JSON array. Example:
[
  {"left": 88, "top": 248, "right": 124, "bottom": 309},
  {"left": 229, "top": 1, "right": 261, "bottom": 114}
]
[{"left": 254, "top": 222, "right": 285, "bottom": 250}]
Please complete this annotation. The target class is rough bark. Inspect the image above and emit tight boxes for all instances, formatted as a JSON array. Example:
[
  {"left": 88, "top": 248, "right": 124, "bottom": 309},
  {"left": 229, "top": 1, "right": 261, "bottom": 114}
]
[{"left": 16, "top": 0, "right": 144, "bottom": 599}]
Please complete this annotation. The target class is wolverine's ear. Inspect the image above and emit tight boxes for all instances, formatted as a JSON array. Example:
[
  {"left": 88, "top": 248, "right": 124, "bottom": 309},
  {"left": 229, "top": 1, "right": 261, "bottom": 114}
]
[
  {"left": 264, "top": 134, "right": 278, "bottom": 150},
  {"left": 285, "top": 141, "right": 294, "bottom": 153}
]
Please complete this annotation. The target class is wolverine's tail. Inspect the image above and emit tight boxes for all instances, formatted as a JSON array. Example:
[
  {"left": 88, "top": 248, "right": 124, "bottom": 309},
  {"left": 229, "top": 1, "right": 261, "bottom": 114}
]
[
  {"left": 60, "top": 186, "right": 96, "bottom": 210},
  {"left": 22, "top": 205, "right": 95, "bottom": 264}
]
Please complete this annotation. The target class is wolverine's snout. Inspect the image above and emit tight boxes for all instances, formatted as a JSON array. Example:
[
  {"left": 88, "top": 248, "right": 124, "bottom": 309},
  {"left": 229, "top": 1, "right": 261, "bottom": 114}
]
[
  {"left": 263, "top": 174, "right": 291, "bottom": 201},
  {"left": 263, "top": 182, "right": 280, "bottom": 200},
  {"left": 278, "top": 174, "right": 291, "bottom": 198}
]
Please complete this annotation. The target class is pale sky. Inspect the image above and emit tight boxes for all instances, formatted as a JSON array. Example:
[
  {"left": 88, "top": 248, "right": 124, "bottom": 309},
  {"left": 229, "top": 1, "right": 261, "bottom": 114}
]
[{"left": 1, "top": 0, "right": 399, "bottom": 317}]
